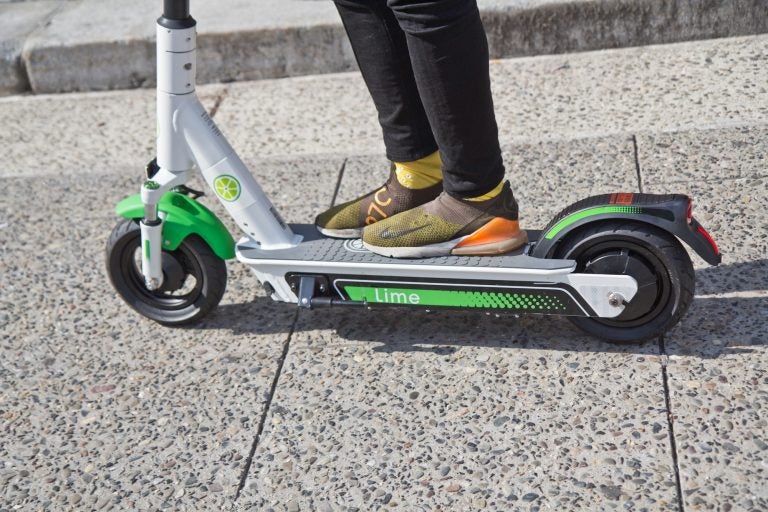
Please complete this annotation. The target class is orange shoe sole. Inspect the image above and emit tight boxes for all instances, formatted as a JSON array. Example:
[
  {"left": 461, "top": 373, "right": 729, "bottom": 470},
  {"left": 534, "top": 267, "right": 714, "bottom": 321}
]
[{"left": 451, "top": 218, "right": 529, "bottom": 256}]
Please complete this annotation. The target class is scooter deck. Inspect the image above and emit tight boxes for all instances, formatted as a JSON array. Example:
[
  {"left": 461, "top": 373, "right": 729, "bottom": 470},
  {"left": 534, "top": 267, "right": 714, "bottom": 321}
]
[
  {"left": 237, "top": 224, "right": 572, "bottom": 274},
  {"left": 236, "top": 224, "right": 638, "bottom": 317}
]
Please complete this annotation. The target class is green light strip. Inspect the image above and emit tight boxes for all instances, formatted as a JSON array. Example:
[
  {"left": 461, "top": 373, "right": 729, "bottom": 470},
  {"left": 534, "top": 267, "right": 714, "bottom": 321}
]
[
  {"left": 344, "top": 286, "right": 566, "bottom": 310},
  {"left": 544, "top": 206, "right": 642, "bottom": 240}
]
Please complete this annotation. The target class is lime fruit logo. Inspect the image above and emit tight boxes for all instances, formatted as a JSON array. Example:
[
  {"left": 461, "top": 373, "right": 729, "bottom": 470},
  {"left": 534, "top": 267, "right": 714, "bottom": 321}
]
[{"left": 214, "top": 175, "right": 241, "bottom": 202}]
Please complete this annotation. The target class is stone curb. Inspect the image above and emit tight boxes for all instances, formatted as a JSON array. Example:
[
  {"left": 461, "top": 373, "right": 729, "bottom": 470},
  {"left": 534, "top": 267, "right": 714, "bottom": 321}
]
[{"left": 4, "top": 0, "right": 768, "bottom": 96}]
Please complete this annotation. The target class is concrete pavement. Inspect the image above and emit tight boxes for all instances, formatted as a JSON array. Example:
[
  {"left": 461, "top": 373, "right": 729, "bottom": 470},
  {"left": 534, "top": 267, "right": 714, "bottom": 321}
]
[
  {"left": 2, "top": 0, "right": 768, "bottom": 95},
  {"left": 1, "top": 35, "right": 767, "bottom": 510}
]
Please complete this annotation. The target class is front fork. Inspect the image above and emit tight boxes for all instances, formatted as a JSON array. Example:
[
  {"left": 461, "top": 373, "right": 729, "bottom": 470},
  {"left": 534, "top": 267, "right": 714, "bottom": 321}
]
[{"left": 139, "top": 167, "right": 189, "bottom": 290}]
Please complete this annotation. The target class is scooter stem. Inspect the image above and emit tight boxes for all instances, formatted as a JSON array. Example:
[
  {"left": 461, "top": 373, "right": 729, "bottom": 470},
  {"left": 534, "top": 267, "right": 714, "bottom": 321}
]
[{"left": 162, "top": 0, "right": 190, "bottom": 20}]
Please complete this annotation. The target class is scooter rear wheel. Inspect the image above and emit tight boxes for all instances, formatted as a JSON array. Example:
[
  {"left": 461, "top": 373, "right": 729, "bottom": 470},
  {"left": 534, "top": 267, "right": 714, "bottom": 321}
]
[
  {"left": 555, "top": 221, "right": 695, "bottom": 343},
  {"left": 106, "top": 218, "right": 227, "bottom": 325}
]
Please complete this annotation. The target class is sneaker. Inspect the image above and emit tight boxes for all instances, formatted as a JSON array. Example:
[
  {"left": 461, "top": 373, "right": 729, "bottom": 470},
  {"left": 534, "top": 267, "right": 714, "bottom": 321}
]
[
  {"left": 315, "top": 166, "right": 443, "bottom": 238},
  {"left": 362, "top": 181, "right": 528, "bottom": 258}
]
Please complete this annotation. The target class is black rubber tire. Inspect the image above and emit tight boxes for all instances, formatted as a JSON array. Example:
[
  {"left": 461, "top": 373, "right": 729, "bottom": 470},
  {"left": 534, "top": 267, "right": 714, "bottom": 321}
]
[
  {"left": 106, "top": 218, "right": 227, "bottom": 325},
  {"left": 554, "top": 221, "right": 695, "bottom": 343}
]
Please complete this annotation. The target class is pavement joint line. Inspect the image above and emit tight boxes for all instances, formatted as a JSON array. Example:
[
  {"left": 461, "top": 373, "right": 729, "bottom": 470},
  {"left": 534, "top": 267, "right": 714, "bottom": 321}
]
[
  {"left": 631, "top": 134, "right": 644, "bottom": 193},
  {"left": 234, "top": 307, "right": 300, "bottom": 500},
  {"left": 658, "top": 334, "right": 686, "bottom": 512},
  {"left": 329, "top": 157, "right": 347, "bottom": 207},
  {"left": 207, "top": 88, "right": 229, "bottom": 119}
]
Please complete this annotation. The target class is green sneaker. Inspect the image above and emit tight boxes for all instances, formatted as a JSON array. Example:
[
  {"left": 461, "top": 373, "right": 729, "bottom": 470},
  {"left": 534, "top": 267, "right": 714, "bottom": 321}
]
[
  {"left": 315, "top": 167, "right": 443, "bottom": 238},
  {"left": 362, "top": 181, "right": 528, "bottom": 258}
]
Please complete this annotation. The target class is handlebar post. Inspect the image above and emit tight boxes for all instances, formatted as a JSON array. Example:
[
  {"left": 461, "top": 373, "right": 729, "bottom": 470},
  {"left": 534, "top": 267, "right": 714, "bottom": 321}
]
[{"left": 163, "top": 0, "right": 190, "bottom": 20}]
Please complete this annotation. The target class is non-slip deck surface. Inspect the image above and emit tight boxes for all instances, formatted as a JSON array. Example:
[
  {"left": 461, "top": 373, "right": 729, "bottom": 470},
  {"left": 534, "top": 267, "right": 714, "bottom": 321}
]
[{"left": 238, "top": 225, "right": 571, "bottom": 270}]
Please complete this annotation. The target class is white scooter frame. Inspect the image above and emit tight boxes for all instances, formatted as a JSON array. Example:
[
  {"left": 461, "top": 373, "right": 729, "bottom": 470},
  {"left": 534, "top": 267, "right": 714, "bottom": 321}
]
[
  {"left": 138, "top": 8, "right": 638, "bottom": 317},
  {"left": 140, "top": 19, "right": 301, "bottom": 291}
]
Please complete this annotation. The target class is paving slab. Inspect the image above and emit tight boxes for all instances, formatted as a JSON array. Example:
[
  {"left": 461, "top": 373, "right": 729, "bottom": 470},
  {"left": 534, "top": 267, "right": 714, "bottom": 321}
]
[
  {"left": 0, "top": 150, "right": 340, "bottom": 508},
  {"left": 491, "top": 35, "right": 768, "bottom": 144},
  {"left": 638, "top": 127, "right": 768, "bottom": 263},
  {"left": 216, "top": 74, "right": 383, "bottom": 163},
  {"left": 4, "top": 34, "right": 767, "bottom": 178},
  {"left": 0, "top": 173, "right": 290, "bottom": 509},
  {"left": 0, "top": 32, "right": 766, "bottom": 511},
  {"left": 638, "top": 126, "right": 768, "bottom": 511},
  {"left": 0, "top": 1, "right": 59, "bottom": 94},
  {"left": 638, "top": 125, "right": 768, "bottom": 186},
  {"left": 0, "top": 83, "right": 225, "bottom": 178},
  {"left": 236, "top": 140, "right": 677, "bottom": 510},
  {"left": 215, "top": 35, "right": 768, "bottom": 161},
  {"left": 238, "top": 309, "right": 676, "bottom": 511}
]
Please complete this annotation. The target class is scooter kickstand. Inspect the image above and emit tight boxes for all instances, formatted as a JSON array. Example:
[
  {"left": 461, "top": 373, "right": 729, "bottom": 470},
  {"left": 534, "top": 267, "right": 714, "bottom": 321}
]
[{"left": 298, "top": 276, "right": 317, "bottom": 309}]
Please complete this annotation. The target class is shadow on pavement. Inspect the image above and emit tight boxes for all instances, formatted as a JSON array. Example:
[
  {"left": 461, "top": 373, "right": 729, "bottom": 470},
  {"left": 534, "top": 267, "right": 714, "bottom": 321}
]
[{"left": 204, "top": 260, "right": 767, "bottom": 358}]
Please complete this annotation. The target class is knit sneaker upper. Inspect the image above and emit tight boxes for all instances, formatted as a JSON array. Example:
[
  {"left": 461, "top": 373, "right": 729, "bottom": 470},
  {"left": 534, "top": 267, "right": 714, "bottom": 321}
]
[
  {"left": 363, "top": 181, "right": 519, "bottom": 248},
  {"left": 315, "top": 166, "right": 443, "bottom": 232}
]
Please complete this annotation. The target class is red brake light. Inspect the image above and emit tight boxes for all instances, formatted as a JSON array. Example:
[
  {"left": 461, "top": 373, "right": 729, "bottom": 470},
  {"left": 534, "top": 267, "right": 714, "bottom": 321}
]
[{"left": 697, "top": 225, "right": 719, "bottom": 256}]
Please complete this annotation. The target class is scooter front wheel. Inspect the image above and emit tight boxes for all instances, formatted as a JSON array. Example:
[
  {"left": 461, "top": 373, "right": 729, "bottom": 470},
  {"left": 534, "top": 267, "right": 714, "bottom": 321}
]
[
  {"left": 555, "top": 221, "right": 695, "bottom": 343},
  {"left": 106, "top": 218, "right": 227, "bottom": 325}
]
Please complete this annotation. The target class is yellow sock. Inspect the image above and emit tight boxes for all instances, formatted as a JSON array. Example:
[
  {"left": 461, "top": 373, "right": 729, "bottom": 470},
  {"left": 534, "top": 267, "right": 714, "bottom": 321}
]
[
  {"left": 466, "top": 180, "right": 504, "bottom": 202},
  {"left": 394, "top": 151, "right": 443, "bottom": 189}
]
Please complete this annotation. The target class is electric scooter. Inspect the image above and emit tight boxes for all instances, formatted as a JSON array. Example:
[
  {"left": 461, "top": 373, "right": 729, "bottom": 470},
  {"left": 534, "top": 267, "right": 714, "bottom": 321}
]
[{"left": 106, "top": 0, "right": 722, "bottom": 343}]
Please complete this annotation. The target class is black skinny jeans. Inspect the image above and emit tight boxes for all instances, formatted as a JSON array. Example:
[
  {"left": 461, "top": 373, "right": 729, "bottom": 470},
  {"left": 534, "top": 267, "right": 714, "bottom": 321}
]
[{"left": 334, "top": 0, "right": 505, "bottom": 198}]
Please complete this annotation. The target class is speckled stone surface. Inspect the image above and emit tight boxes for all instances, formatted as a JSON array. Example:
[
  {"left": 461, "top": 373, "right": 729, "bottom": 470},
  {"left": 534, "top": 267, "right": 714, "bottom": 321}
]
[
  {"left": 639, "top": 127, "right": 768, "bottom": 511},
  {"left": 638, "top": 127, "right": 768, "bottom": 263},
  {"left": 216, "top": 74, "right": 384, "bottom": 163},
  {"left": 0, "top": 174, "right": 291, "bottom": 510},
  {"left": 4, "top": 34, "right": 765, "bottom": 177},
  {"left": 213, "top": 35, "right": 768, "bottom": 161},
  {"left": 491, "top": 35, "right": 768, "bottom": 144},
  {"left": 236, "top": 154, "right": 343, "bottom": 226},
  {"left": 234, "top": 131, "right": 674, "bottom": 511},
  {"left": 0, "top": 84, "right": 226, "bottom": 179},
  {"left": 2, "top": 35, "right": 768, "bottom": 512},
  {"left": 0, "top": 152, "right": 339, "bottom": 509},
  {"left": 638, "top": 126, "right": 768, "bottom": 186},
  {"left": 238, "top": 310, "right": 676, "bottom": 511}
]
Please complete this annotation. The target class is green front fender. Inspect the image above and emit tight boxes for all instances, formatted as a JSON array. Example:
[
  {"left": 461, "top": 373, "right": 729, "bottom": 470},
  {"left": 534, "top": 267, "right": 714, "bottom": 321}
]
[{"left": 116, "top": 192, "right": 235, "bottom": 260}]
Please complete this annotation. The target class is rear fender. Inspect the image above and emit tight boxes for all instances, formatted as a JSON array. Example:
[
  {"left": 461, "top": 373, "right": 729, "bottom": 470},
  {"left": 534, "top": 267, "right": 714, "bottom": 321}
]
[
  {"left": 116, "top": 192, "right": 235, "bottom": 260},
  {"left": 531, "top": 193, "right": 721, "bottom": 265}
]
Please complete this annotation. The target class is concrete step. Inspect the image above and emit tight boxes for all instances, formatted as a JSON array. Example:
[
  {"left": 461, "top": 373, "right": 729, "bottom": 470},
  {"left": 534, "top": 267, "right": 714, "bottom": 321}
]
[{"left": 1, "top": 0, "right": 767, "bottom": 96}]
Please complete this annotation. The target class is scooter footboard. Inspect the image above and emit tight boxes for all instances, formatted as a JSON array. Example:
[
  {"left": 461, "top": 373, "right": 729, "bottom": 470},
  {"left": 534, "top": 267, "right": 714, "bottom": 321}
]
[{"left": 237, "top": 224, "right": 637, "bottom": 318}]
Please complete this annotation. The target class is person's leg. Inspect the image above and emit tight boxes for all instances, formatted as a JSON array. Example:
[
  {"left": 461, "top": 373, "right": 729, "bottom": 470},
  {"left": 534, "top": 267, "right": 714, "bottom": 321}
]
[
  {"left": 316, "top": 0, "right": 444, "bottom": 238},
  {"left": 386, "top": 0, "right": 504, "bottom": 199},
  {"left": 362, "top": 0, "right": 527, "bottom": 257},
  {"left": 334, "top": 0, "right": 437, "bottom": 162}
]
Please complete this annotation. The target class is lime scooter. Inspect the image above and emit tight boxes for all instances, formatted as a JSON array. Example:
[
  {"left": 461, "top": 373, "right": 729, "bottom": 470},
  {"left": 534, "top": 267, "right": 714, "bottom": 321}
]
[{"left": 106, "top": 0, "right": 721, "bottom": 343}]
